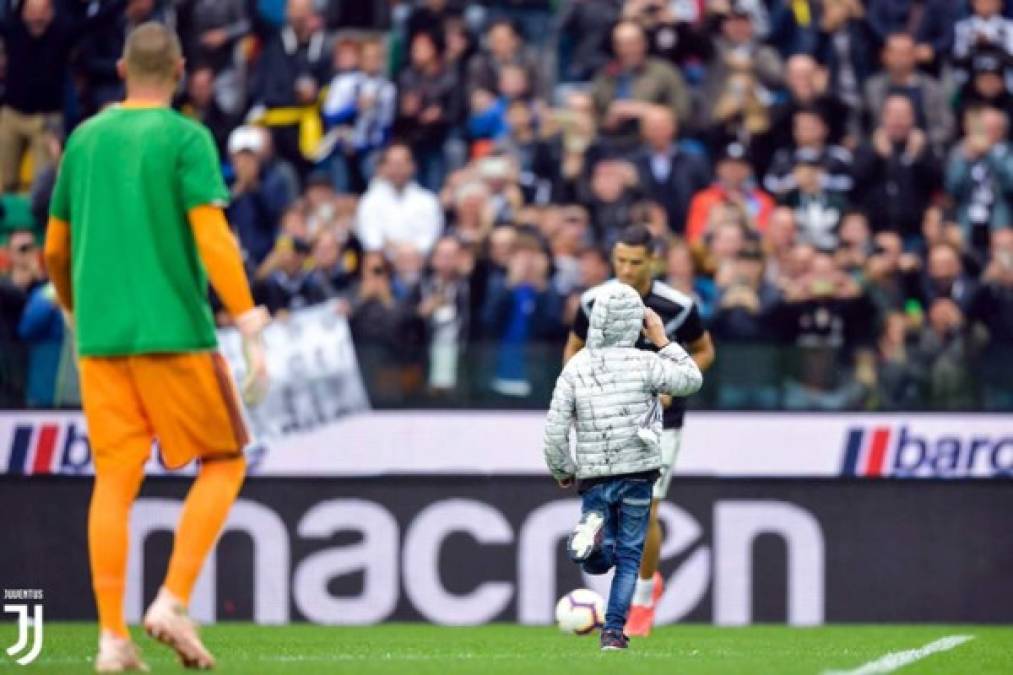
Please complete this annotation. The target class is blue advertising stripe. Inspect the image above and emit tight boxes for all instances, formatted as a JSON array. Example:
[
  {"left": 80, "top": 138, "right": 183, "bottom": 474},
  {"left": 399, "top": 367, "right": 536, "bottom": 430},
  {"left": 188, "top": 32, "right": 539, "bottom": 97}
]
[
  {"left": 8, "top": 426, "right": 32, "bottom": 475},
  {"left": 842, "top": 429, "right": 865, "bottom": 476}
]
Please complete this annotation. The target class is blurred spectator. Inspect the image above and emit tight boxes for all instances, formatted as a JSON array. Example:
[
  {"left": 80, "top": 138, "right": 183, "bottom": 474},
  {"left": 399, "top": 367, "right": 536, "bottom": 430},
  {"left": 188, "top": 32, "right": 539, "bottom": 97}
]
[
  {"left": 970, "top": 229, "right": 1013, "bottom": 408},
  {"left": 467, "top": 19, "right": 544, "bottom": 99},
  {"left": 356, "top": 143, "right": 444, "bottom": 255},
  {"left": 709, "top": 245, "right": 782, "bottom": 408},
  {"left": 309, "top": 227, "right": 360, "bottom": 298},
  {"left": 777, "top": 251, "right": 874, "bottom": 410},
  {"left": 226, "top": 126, "right": 292, "bottom": 266},
  {"left": 622, "top": 0, "right": 711, "bottom": 71},
  {"left": 768, "top": 0, "right": 821, "bottom": 58},
  {"left": 483, "top": 230, "right": 565, "bottom": 400},
  {"left": 349, "top": 251, "right": 426, "bottom": 405},
  {"left": 762, "top": 205, "right": 798, "bottom": 284},
  {"left": 664, "top": 237, "right": 715, "bottom": 321},
  {"left": 77, "top": 0, "right": 162, "bottom": 114},
  {"left": 863, "top": 230, "right": 919, "bottom": 317},
  {"left": 872, "top": 311, "right": 924, "bottom": 409},
  {"left": 556, "top": 0, "right": 621, "bottom": 82},
  {"left": 955, "top": 50, "right": 1013, "bottom": 126},
  {"left": 632, "top": 106, "right": 711, "bottom": 237},
  {"left": 835, "top": 210, "right": 873, "bottom": 276},
  {"left": 701, "top": 5, "right": 783, "bottom": 116},
  {"left": 685, "top": 142, "right": 774, "bottom": 244},
  {"left": 916, "top": 242, "right": 979, "bottom": 315},
  {"left": 580, "top": 159, "right": 638, "bottom": 246},
  {"left": 863, "top": 33, "right": 954, "bottom": 152},
  {"left": 396, "top": 30, "right": 461, "bottom": 191},
  {"left": 541, "top": 91, "right": 598, "bottom": 198},
  {"left": 16, "top": 282, "right": 78, "bottom": 407},
  {"left": 944, "top": 106, "right": 1013, "bottom": 258},
  {"left": 711, "top": 245, "right": 780, "bottom": 342},
  {"left": 498, "top": 100, "right": 559, "bottom": 205},
  {"left": 781, "top": 150, "right": 848, "bottom": 252},
  {"left": 177, "top": 66, "right": 241, "bottom": 158},
  {"left": 915, "top": 297, "right": 976, "bottom": 409},
  {"left": 704, "top": 70, "right": 772, "bottom": 153},
  {"left": 257, "top": 234, "right": 327, "bottom": 314},
  {"left": 813, "top": 0, "right": 875, "bottom": 139},
  {"left": 322, "top": 37, "right": 397, "bottom": 193},
  {"left": 591, "top": 20, "right": 691, "bottom": 152},
  {"left": 249, "top": 0, "right": 330, "bottom": 173},
  {"left": 952, "top": 0, "right": 1013, "bottom": 73},
  {"left": 866, "top": 0, "right": 956, "bottom": 75},
  {"left": 705, "top": 0, "right": 770, "bottom": 39},
  {"left": 414, "top": 235, "right": 472, "bottom": 397},
  {"left": 0, "top": 0, "right": 124, "bottom": 191},
  {"left": 406, "top": 0, "right": 459, "bottom": 46},
  {"left": 0, "top": 229, "right": 43, "bottom": 406},
  {"left": 763, "top": 106, "right": 854, "bottom": 198},
  {"left": 179, "top": 0, "right": 250, "bottom": 79},
  {"left": 765, "top": 54, "right": 853, "bottom": 156},
  {"left": 852, "top": 95, "right": 941, "bottom": 241}
]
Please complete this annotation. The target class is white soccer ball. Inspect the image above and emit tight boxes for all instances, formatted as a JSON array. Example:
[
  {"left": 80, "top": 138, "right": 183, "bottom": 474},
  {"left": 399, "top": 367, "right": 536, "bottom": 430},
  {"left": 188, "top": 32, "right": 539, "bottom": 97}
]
[{"left": 555, "top": 588, "right": 605, "bottom": 635}]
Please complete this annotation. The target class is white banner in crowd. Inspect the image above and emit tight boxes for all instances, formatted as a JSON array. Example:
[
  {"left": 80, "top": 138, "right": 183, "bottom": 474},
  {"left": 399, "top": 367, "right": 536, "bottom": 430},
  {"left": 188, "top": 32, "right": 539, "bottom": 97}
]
[
  {"left": 2, "top": 301, "right": 370, "bottom": 476},
  {"left": 2, "top": 404, "right": 1011, "bottom": 478},
  {"left": 216, "top": 300, "right": 371, "bottom": 440}
]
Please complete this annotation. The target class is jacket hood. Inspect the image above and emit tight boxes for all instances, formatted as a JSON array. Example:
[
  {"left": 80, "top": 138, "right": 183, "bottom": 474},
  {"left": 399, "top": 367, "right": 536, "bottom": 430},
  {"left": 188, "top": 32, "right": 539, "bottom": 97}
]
[{"left": 587, "top": 282, "right": 645, "bottom": 349}]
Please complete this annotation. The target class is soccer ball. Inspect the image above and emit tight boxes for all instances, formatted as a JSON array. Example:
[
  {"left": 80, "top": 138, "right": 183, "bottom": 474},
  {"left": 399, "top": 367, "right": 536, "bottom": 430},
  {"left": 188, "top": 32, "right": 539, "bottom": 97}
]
[{"left": 555, "top": 588, "right": 605, "bottom": 635}]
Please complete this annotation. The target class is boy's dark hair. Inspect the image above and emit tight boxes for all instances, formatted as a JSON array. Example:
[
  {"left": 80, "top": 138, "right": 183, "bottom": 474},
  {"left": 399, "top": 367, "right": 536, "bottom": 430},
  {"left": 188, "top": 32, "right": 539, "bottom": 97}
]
[{"left": 615, "top": 224, "right": 654, "bottom": 252}]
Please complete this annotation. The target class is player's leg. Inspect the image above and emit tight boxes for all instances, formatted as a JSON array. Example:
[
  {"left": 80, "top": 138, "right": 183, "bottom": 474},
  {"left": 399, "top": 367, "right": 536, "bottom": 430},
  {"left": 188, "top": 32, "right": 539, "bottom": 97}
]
[
  {"left": 601, "top": 478, "right": 653, "bottom": 650},
  {"left": 80, "top": 357, "right": 154, "bottom": 672},
  {"left": 133, "top": 352, "right": 249, "bottom": 669},
  {"left": 626, "top": 428, "right": 681, "bottom": 636}
]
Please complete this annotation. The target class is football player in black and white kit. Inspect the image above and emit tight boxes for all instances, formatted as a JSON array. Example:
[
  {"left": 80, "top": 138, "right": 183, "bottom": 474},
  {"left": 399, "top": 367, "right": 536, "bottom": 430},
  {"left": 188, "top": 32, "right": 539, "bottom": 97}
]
[{"left": 562, "top": 224, "right": 715, "bottom": 637}]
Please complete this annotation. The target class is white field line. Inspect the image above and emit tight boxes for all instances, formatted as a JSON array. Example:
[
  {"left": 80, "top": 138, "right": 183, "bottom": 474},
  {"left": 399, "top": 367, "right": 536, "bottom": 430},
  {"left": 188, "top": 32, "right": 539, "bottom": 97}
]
[{"left": 822, "top": 634, "right": 975, "bottom": 675}]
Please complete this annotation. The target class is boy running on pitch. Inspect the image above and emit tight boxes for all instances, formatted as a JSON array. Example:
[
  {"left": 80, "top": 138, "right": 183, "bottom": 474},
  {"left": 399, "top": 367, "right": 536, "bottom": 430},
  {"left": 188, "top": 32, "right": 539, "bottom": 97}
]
[{"left": 543, "top": 282, "right": 702, "bottom": 650}]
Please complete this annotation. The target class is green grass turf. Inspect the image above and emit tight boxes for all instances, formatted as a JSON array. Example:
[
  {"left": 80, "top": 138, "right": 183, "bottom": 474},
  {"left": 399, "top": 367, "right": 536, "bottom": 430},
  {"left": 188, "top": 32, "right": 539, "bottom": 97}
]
[{"left": 2, "top": 623, "right": 1012, "bottom": 674}]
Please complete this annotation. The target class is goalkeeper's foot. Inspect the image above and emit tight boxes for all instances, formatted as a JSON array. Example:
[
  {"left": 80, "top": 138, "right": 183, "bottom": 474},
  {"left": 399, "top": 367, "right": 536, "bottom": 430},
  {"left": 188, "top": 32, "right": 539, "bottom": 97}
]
[
  {"left": 94, "top": 632, "right": 149, "bottom": 672},
  {"left": 143, "top": 588, "right": 215, "bottom": 670}
]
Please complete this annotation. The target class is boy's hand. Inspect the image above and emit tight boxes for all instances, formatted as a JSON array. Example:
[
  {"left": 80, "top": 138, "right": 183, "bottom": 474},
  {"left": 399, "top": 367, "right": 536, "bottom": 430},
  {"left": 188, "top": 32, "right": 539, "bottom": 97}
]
[
  {"left": 558, "top": 477, "right": 574, "bottom": 489},
  {"left": 642, "top": 308, "right": 669, "bottom": 348}
]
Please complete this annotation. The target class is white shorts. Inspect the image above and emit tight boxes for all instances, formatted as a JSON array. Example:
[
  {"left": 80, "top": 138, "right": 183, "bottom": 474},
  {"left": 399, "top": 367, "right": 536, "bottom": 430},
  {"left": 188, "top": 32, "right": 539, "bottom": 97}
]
[{"left": 653, "top": 428, "right": 682, "bottom": 499}]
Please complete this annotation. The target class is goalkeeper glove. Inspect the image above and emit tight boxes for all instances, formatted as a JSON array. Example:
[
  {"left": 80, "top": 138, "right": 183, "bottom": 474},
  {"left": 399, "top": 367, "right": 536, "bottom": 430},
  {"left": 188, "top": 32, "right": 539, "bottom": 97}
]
[{"left": 235, "top": 306, "right": 271, "bottom": 406}]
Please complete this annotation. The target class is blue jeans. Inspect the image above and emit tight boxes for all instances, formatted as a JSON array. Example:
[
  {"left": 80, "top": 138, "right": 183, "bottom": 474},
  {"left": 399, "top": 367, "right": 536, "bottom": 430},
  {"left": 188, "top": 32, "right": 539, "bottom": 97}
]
[{"left": 578, "top": 476, "right": 653, "bottom": 632}]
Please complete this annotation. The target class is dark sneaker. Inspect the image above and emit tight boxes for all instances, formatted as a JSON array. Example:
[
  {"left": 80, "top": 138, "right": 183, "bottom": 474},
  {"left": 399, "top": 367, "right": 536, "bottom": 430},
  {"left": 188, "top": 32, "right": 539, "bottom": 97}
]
[
  {"left": 566, "top": 511, "right": 604, "bottom": 562},
  {"left": 600, "top": 629, "right": 629, "bottom": 651}
]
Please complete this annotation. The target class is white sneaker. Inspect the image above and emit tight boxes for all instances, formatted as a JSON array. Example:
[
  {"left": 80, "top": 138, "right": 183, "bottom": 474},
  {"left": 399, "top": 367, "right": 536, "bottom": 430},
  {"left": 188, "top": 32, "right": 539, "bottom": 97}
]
[
  {"left": 94, "top": 632, "right": 149, "bottom": 673},
  {"left": 567, "top": 511, "right": 605, "bottom": 562},
  {"left": 142, "top": 588, "right": 215, "bottom": 670}
]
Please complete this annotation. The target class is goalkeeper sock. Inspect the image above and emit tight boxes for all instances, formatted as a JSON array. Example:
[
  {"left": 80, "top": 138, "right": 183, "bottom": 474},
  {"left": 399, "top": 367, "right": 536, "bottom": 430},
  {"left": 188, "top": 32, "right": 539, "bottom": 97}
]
[
  {"left": 164, "top": 455, "right": 246, "bottom": 603},
  {"left": 632, "top": 576, "right": 655, "bottom": 607},
  {"left": 89, "top": 457, "right": 146, "bottom": 638}
]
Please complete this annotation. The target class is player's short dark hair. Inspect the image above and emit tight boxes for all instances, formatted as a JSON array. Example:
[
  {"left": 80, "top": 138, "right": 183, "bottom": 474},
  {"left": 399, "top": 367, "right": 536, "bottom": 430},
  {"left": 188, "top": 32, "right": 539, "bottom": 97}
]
[{"left": 614, "top": 224, "right": 654, "bottom": 252}]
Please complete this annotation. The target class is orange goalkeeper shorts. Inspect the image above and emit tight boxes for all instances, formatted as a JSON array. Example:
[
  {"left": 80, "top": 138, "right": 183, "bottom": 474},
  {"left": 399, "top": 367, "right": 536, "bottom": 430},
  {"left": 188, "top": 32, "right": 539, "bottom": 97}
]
[{"left": 79, "top": 352, "right": 249, "bottom": 471}]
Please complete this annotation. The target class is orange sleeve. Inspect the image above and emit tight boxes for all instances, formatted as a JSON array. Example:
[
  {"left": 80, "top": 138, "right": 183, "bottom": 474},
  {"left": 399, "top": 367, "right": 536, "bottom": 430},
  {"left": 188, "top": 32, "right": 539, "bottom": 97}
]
[
  {"left": 43, "top": 217, "right": 73, "bottom": 312},
  {"left": 188, "top": 205, "right": 255, "bottom": 318}
]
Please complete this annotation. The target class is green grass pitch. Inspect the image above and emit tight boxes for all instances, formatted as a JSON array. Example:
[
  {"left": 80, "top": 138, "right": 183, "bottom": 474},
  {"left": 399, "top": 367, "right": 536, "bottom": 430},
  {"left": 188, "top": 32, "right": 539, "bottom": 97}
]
[{"left": 4, "top": 623, "right": 1012, "bottom": 674}]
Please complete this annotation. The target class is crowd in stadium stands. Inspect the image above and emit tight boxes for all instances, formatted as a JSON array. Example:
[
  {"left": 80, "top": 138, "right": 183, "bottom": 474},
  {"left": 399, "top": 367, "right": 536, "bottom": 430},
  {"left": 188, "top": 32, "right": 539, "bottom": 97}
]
[{"left": 1, "top": 0, "right": 1013, "bottom": 411}]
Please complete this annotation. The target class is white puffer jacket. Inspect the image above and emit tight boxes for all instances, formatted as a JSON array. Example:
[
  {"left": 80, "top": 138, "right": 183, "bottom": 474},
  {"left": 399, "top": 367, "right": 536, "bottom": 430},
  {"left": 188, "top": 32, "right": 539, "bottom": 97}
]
[{"left": 543, "top": 282, "right": 703, "bottom": 481}]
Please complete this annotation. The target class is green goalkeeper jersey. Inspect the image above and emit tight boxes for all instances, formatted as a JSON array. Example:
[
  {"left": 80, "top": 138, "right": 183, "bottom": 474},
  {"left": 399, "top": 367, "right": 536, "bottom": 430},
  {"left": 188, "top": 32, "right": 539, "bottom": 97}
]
[{"left": 49, "top": 106, "right": 230, "bottom": 357}]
